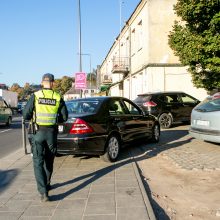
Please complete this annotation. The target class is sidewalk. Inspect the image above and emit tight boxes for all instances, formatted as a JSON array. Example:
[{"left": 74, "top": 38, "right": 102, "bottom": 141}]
[{"left": 0, "top": 147, "right": 156, "bottom": 220}]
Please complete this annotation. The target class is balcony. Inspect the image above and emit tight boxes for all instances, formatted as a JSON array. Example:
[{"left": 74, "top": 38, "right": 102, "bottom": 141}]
[
  {"left": 102, "top": 75, "right": 112, "bottom": 85},
  {"left": 112, "top": 57, "right": 130, "bottom": 74}
]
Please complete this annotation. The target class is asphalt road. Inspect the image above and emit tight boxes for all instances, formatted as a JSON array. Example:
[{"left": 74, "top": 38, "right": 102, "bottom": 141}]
[{"left": 0, "top": 115, "right": 23, "bottom": 159}]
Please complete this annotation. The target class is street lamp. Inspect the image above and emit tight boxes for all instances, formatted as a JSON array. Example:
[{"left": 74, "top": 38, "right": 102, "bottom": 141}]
[
  {"left": 78, "top": 0, "right": 82, "bottom": 72},
  {"left": 78, "top": 0, "right": 82, "bottom": 97},
  {"left": 81, "top": 53, "right": 92, "bottom": 89}
]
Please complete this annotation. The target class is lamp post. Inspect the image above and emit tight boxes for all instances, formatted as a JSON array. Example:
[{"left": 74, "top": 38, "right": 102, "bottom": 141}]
[
  {"left": 78, "top": 0, "right": 82, "bottom": 72},
  {"left": 81, "top": 53, "right": 92, "bottom": 89},
  {"left": 78, "top": 0, "right": 82, "bottom": 97}
]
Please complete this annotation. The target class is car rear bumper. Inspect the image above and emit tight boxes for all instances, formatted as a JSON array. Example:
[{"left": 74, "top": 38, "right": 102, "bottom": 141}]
[
  {"left": 189, "top": 127, "right": 220, "bottom": 144},
  {"left": 57, "top": 135, "right": 107, "bottom": 155}
]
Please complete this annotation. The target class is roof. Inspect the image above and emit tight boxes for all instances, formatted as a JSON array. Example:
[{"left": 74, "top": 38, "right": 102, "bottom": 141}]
[
  {"left": 138, "top": 91, "right": 185, "bottom": 96},
  {"left": 65, "top": 96, "right": 129, "bottom": 102},
  {"left": 65, "top": 86, "right": 81, "bottom": 95}
]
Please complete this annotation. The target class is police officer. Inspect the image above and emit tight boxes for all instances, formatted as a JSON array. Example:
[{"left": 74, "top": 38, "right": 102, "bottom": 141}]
[{"left": 23, "top": 73, "right": 68, "bottom": 202}]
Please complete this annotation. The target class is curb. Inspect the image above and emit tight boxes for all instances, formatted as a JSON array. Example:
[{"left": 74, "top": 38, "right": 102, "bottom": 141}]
[{"left": 130, "top": 152, "right": 156, "bottom": 220}]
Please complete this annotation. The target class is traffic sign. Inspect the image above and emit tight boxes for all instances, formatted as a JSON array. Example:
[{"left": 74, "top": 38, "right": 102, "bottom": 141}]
[{"left": 75, "top": 72, "right": 87, "bottom": 89}]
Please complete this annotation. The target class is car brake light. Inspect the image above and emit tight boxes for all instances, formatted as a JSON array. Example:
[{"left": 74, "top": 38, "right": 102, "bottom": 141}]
[
  {"left": 143, "top": 101, "right": 157, "bottom": 107},
  {"left": 69, "top": 118, "right": 94, "bottom": 134},
  {"left": 212, "top": 92, "right": 220, "bottom": 100}
]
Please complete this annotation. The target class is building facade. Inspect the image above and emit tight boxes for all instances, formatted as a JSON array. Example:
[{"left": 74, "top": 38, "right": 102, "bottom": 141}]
[{"left": 99, "top": 0, "right": 207, "bottom": 101}]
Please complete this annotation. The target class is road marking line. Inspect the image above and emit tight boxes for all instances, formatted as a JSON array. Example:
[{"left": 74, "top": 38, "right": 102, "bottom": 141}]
[{"left": 0, "top": 129, "right": 12, "bottom": 133}]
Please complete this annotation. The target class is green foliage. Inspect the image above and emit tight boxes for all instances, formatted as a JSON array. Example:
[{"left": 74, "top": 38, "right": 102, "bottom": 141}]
[
  {"left": 53, "top": 76, "right": 73, "bottom": 96},
  {"left": 9, "top": 75, "right": 74, "bottom": 100},
  {"left": 168, "top": 0, "right": 220, "bottom": 91},
  {"left": 9, "top": 83, "right": 39, "bottom": 100},
  {"left": 87, "top": 72, "right": 97, "bottom": 87}
]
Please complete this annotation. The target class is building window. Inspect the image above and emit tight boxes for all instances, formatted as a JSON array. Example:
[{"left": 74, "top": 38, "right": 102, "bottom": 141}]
[
  {"left": 126, "top": 36, "right": 129, "bottom": 57},
  {"left": 131, "top": 28, "right": 136, "bottom": 55},
  {"left": 137, "top": 20, "right": 143, "bottom": 51}
]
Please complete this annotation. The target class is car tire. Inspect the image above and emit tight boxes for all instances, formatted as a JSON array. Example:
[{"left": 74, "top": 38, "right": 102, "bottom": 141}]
[
  {"left": 151, "top": 124, "right": 160, "bottom": 143},
  {"left": 159, "top": 113, "right": 173, "bottom": 129},
  {"left": 101, "top": 135, "right": 120, "bottom": 162},
  {"left": 6, "top": 117, "right": 12, "bottom": 126}
]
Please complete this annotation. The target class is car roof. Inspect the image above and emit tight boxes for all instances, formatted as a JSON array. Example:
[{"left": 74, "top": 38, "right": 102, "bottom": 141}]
[
  {"left": 137, "top": 91, "right": 184, "bottom": 96},
  {"left": 66, "top": 96, "right": 126, "bottom": 102}
]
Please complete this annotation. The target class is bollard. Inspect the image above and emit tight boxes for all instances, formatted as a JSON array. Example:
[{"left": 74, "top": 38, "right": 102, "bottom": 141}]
[{"left": 22, "top": 117, "right": 28, "bottom": 154}]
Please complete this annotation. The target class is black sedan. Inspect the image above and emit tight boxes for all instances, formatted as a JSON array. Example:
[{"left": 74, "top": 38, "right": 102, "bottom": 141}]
[{"left": 57, "top": 96, "right": 160, "bottom": 162}]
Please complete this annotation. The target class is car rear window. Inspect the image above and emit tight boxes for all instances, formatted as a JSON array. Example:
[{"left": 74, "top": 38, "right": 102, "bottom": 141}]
[
  {"left": 66, "top": 100, "right": 100, "bottom": 114},
  {"left": 134, "top": 95, "right": 151, "bottom": 103},
  {"left": 195, "top": 98, "right": 220, "bottom": 112}
]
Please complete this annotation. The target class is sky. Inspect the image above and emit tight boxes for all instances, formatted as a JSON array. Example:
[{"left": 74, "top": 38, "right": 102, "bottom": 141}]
[{"left": 0, "top": 0, "right": 140, "bottom": 87}]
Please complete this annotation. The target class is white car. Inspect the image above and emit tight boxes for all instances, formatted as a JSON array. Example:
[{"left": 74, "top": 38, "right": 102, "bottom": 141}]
[{"left": 189, "top": 93, "right": 220, "bottom": 143}]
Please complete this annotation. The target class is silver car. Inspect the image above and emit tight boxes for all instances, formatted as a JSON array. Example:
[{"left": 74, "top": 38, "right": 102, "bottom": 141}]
[{"left": 189, "top": 93, "right": 220, "bottom": 143}]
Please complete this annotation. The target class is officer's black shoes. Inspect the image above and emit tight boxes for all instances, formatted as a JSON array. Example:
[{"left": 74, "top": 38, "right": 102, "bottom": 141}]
[{"left": 41, "top": 192, "right": 49, "bottom": 202}]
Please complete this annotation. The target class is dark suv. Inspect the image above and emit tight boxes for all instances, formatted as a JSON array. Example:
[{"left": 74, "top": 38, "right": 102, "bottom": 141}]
[{"left": 133, "top": 91, "right": 200, "bottom": 128}]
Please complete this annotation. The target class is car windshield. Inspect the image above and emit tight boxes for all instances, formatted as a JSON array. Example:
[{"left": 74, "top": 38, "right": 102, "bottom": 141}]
[
  {"left": 66, "top": 100, "right": 100, "bottom": 114},
  {"left": 195, "top": 97, "right": 220, "bottom": 112}
]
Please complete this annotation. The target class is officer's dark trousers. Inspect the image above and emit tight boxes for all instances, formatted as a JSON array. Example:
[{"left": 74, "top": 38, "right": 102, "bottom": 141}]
[{"left": 32, "top": 127, "right": 57, "bottom": 194}]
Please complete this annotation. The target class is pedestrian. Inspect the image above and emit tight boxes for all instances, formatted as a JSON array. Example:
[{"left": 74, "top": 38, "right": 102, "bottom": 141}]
[{"left": 23, "top": 73, "right": 68, "bottom": 202}]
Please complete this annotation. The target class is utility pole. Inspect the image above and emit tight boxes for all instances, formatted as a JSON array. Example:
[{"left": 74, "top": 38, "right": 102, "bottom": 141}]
[
  {"left": 81, "top": 53, "right": 92, "bottom": 89},
  {"left": 78, "top": 0, "right": 82, "bottom": 97}
]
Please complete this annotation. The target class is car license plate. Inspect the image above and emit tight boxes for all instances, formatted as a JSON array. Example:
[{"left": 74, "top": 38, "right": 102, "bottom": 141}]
[
  {"left": 196, "top": 120, "right": 209, "bottom": 126},
  {"left": 58, "top": 125, "right": 64, "bottom": 133}
]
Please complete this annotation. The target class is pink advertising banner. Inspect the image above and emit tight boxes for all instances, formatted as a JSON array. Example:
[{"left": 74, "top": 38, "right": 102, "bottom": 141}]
[{"left": 75, "top": 72, "right": 87, "bottom": 89}]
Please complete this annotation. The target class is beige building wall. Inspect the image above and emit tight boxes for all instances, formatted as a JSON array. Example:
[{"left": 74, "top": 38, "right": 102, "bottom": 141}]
[
  {"left": 148, "top": 0, "right": 179, "bottom": 63},
  {"left": 99, "top": 0, "right": 208, "bottom": 101}
]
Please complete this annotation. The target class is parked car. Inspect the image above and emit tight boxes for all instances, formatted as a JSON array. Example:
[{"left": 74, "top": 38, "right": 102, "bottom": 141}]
[
  {"left": 57, "top": 96, "right": 160, "bottom": 162},
  {"left": 189, "top": 93, "right": 220, "bottom": 143},
  {"left": 0, "top": 98, "right": 12, "bottom": 126},
  {"left": 133, "top": 91, "right": 200, "bottom": 129}
]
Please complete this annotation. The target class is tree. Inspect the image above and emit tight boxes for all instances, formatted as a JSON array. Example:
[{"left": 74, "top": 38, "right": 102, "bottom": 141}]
[
  {"left": 10, "top": 83, "right": 20, "bottom": 92},
  {"left": 53, "top": 79, "right": 62, "bottom": 94},
  {"left": 168, "top": 0, "right": 220, "bottom": 91},
  {"left": 53, "top": 76, "right": 73, "bottom": 96},
  {"left": 23, "top": 83, "right": 32, "bottom": 100},
  {"left": 60, "top": 76, "right": 73, "bottom": 95},
  {"left": 87, "top": 69, "right": 97, "bottom": 87},
  {"left": 9, "top": 83, "right": 24, "bottom": 100}
]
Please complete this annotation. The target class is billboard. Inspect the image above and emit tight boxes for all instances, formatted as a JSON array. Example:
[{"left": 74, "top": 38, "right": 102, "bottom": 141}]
[{"left": 75, "top": 72, "right": 87, "bottom": 90}]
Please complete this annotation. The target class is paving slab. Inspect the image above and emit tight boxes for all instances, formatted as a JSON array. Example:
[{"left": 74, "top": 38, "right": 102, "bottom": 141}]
[{"left": 0, "top": 148, "right": 156, "bottom": 220}]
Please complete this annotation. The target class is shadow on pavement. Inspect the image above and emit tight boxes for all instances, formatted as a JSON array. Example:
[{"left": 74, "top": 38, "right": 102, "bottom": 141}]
[
  {"left": 50, "top": 153, "right": 134, "bottom": 201},
  {"left": 160, "top": 128, "right": 189, "bottom": 144},
  {"left": 50, "top": 148, "right": 170, "bottom": 219},
  {"left": 0, "top": 169, "right": 19, "bottom": 194},
  {"left": 137, "top": 128, "right": 193, "bottom": 157},
  {"left": 135, "top": 163, "right": 171, "bottom": 220},
  {"left": 50, "top": 128, "right": 190, "bottom": 218},
  {"left": 129, "top": 128, "right": 193, "bottom": 219}
]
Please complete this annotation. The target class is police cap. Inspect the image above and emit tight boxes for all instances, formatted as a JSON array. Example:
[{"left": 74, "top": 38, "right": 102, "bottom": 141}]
[{"left": 42, "top": 73, "right": 54, "bottom": 82}]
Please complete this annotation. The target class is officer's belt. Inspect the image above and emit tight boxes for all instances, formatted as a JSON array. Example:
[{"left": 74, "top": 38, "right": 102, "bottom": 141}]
[{"left": 38, "top": 125, "right": 57, "bottom": 129}]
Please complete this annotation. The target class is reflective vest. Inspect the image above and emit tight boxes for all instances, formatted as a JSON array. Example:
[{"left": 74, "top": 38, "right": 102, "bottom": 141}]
[{"left": 34, "top": 89, "right": 61, "bottom": 126}]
